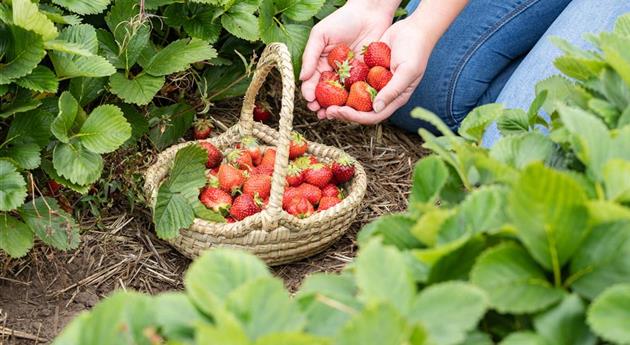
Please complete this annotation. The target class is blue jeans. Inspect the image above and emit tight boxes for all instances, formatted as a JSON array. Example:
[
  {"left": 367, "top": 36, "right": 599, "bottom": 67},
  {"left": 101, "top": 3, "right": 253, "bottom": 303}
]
[{"left": 390, "top": 0, "right": 630, "bottom": 143}]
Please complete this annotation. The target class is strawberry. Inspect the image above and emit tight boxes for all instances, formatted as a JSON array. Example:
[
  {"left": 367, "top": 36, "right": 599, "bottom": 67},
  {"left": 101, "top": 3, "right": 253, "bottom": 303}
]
[
  {"left": 320, "top": 71, "right": 340, "bottom": 82},
  {"left": 297, "top": 183, "right": 322, "bottom": 206},
  {"left": 315, "top": 80, "right": 348, "bottom": 108},
  {"left": 230, "top": 194, "right": 262, "bottom": 221},
  {"left": 289, "top": 132, "right": 308, "bottom": 159},
  {"left": 199, "top": 142, "right": 223, "bottom": 169},
  {"left": 366, "top": 66, "right": 393, "bottom": 91},
  {"left": 304, "top": 163, "right": 333, "bottom": 188},
  {"left": 283, "top": 187, "right": 303, "bottom": 209},
  {"left": 331, "top": 155, "right": 356, "bottom": 183},
  {"left": 322, "top": 184, "right": 343, "bottom": 198},
  {"left": 286, "top": 163, "right": 304, "bottom": 187},
  {"left": 227, "top": 149, "right": 253, "bottom": 171},
  {"left": 47, "top": 180, "right": 61, "bottom": 195},
  {"left": 363, "top": 42, "right": 391, "bottom": 68},
  {"left": 318, "top": 196, "right": 341, "bottom": 211},
  {"left": 327, "top": 44, "right": 354, "bottom": 70},
  {"left": 286, "top": 197, "right": 315, "bottom": 218},
  {"left": 259, "top": 148, "right": 276, "bottom": 168},
  {"left": 218, "top": 164, "right": 244, "bottom": 194},
  {"left": 243, "top": 174, "right": 272, "bottom": 200},
  {"left": 338, "top": 59, "right": 369, "bottom": 90},
  {"left": 193, "top": 119, "right": 213, "bottom": 139},
  {"left": 241, "top": 136, "right": 262, "bottom": 166},
  {"left": 199, "top": 187, "right": 232, "bottom": 214},
  {"left": 253, "top": 102, "right": 272, "bottom": 122},
  {"left": 226, "top": 217, "right": 237, "bottom": 223},
  {"left": 252, "top": 164, "right": 274, "bottom": 176},
  {"left": 346, "top": 81, "right": 377, "bottom": 112}
]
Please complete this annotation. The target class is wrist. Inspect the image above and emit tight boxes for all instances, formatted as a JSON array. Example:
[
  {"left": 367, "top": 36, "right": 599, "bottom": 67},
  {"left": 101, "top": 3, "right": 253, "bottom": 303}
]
[{"left": 407, "top": 0, "right": 468, "bottom": 48}]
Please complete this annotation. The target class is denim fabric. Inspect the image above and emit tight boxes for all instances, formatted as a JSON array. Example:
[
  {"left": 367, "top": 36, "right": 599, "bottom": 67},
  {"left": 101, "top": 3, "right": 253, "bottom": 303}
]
[{"left": 389, "top": 0, "right": 572, "bottom": 133}]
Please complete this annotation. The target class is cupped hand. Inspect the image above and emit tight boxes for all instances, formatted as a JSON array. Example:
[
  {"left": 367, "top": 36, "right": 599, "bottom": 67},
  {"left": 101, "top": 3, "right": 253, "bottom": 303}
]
[{"left": 299, "top": 2, "right": 394, "bottom": 118}]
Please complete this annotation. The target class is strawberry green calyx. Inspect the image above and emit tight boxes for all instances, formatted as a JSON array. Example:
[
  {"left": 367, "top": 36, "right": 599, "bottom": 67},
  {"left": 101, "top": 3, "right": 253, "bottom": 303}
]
[
  {"left": 207, "top": 174, "right": 220, "bottom": 188},
  {"left": 368, "top": 85, "right": 378, "bottom": 100},
  {"left": 291, "top": 131, "right": 305, "bottom": 144},
  {"left": 293, "top": 156, "right": 312, "bottom": 170},
  {"left": 241, "top": 136, "right": 259, "bottom": 148},
  {"left": 337, "top": 154, "right": 354, "bottom": 166}
]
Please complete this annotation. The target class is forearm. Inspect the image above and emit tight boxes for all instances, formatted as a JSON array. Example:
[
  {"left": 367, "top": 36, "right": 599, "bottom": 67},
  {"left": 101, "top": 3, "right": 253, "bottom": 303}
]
[
  {"left": 346, "top": 0, "right": 401, "bottom": 17},
  {"left": 407, "top": 0, "right": 469, "bottom": 48}
]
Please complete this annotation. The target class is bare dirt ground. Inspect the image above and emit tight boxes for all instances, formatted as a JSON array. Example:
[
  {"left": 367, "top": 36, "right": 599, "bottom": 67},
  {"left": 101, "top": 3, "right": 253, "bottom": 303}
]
[{"left": 0, "top": 90, "right": 427, "bottom": 344}]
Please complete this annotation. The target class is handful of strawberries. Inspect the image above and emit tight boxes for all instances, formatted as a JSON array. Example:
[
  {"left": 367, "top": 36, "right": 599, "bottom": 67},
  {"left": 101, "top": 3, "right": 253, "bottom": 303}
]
[
  {"left": 197, "top": 133, "right": 356, "bottom": 223},
  {"left": 315, "top": 42, "right": 392, "bottom": 112}
]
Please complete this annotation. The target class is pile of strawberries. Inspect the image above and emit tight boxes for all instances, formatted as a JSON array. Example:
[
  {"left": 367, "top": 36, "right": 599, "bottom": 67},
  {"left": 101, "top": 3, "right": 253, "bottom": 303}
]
[
  {"left": 315, "top": 42, "right": 392, "bottom": 112},
  {"left": 197, "top": 133, "right": 356, "bottom": 222}
]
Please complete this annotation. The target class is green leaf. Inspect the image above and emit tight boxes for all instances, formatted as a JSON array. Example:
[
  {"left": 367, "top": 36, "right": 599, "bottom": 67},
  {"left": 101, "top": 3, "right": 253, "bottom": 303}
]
[
  {"left": 51, "top": 91, "right": 79, "bottom": 143},
  {"left": 108, "top": 72, "right": 165, "bottom": 106},
  {"left": 255, "top": 333, "right": 329, "bottom": 345},
  {"left": 600, "top": 33, "right": 630, "bottom": 86},
  {"left": 428, "top": 236, "right": 487, "bottom": 283},
  {"left": 184, "top": 248, "right": 270, "bottom": 316},
  {"left": 152, "top": 187, "right": 195, "bottom": 239},
  {"left": 153, "top": 292, "right": 205, "bottom": 341},
  {"left": 3, "top": 143, "right": 41, "bottom": 170},
  {"left": 276, "top": 0, "right": 325, "bottom": 21},
  {"left": 509, "top": 163, "right": 589, "bottom": 271},
  {"left": 461, "top": 332, "right": 493, "bottom": 345},
  {"left": 355, "top": 239, "right": 415, "bottom": 314},
  {"left": 357, "top": 213, "right": 421, "bottom": 249},
  {"left": 14, "top": 66, "right": 58, "bottom": 93},
  {"left": 490, "top": 132, "right": 554, "bottom": 169},
  {"left": 105, "top": 0, "right": 151, "bottom": 68},
  {"left": 142, "top": 39, "right": 217, "bottom": 76},
  {"left": 587, "top": 284, "right": 630, "bottom": 344},
  {"left": 195, "top": 321, "right": 251, "bottom": 345},
  {"left": 588, "top": 98, "right": 619, "bottom": 127},
  {"left": 615, "top": 13, "right": 630, "bottom": 37},
  {"left": 69, "top": 77, "right": 107, "bottom": 106},
  {"left": 500, "top": 332, "right": 547, "bottom": 345},
  {"left": 19, "top": 197, "right": 80, "bottom": 250},
  {"left": 458, "top": 103, "right": 504, "bottom": 142},
  {"left": 409, "top": 155, "right": 448, "bottom": 205},
  {"left": 40, "top": 159, "right": 90, "bottom": 194},
  {"left": 49, "top": 24, "right": 116, "bottom": 78},
  {"left": 471, "top": 243, "right": 564, "bottom": 314},
  {"left": 533, "top": 294, "right": 596, "bottom": 345},
  {"left": 52, "top": 141, "right": 103, "bottom": 185},
  {"left": 164, "top": 144, "right": 208, "bottom": 199},
  {"left": 148, "top": 103, "right": 195, "bottom": 150},
  {"left": 118, "top": 103, "right": 149, "bottom": 143},
  {"left": 221, "top": 2, "right": 259, "bottom": 41},
  {"left": 12, "top": 0, "right": 58, "bottom": 41},
  {"left": 7, "top": 108, "right": 53, "bottom": 148},
  {"left": 0, "top": 214, "right": 33, "bottom": 258},
  {"left": 535, "top": 76, "right": 587, "bottom": 114},
  {"left": 0, "top": 25, "right": 45, "bottom": 84},
  {"left": 202, "top": 63, "right": 252, "bottom": 101},
  {"left": 79, "top": 104, "right": 131, "bottom": 154},
  {"left": 51, "top": 0, "right": 110, "bottom": 15},
  {"left": 335, "top": 303, "right": 410, "bottom": 345},
  {"left": 0, "top": 160, "right": 27, "bottom": 212},
  {"left": 44, "top": 40, "right": 94, "bottom": 56},
  {"left": 586, "top": 200, "right": 630, "bottom": 225},
  {"left": 603, "top": 159, "right": 630, "bottom": 202},
  {"left": 497, "top": 109, "right": 531, "bottom": 135},
  {"left": 599, "top": 67, "right": 630, "bottom": 111}
]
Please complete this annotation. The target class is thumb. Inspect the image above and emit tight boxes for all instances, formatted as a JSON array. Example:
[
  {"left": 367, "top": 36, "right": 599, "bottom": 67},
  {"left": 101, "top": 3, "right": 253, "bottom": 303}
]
[
  {"left": 373, "top": 63, "right": 416, "bottom": 113},
  {"left": 300, "top": 28, "right": 326, "bottom": 81}
]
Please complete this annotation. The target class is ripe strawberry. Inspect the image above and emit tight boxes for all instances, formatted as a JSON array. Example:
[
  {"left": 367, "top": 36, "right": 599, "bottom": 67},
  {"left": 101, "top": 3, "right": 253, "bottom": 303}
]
[
  {"left": 243, "top": 174, "right": 272, "bottom": 200},
  {"left": 320, "top": 71, "right": 340, "bottom": 82},
  {"left": 193, "top": 119, "right": 213, "bottom": 139},
  {"left": 199, "top": 187, "right": 232, "bottom": 214},
  {"left": 363, "top": 42, "right": 391, "bottom": 68},
  {"left": 252, "top": 164, "right": 274, "bottom": 176},
  {"left": 218, "top": 164, "right": 244, "bottom": 194},
  {"left": 331, "top": 155, "right": 356, "bottom": 183},
  {"left": 327, "top": 44, "right": 354, "bottom": 70},
  {"left": 253, "top": 102, "right": 272, "bottom": 123},
  {"left": 346, "top": 81, "right": 377, "bottom": 112},
  {"left": 241, "top": 136, "right": 262, "bottom": 166},
  {"left": 48, "top": 180, "right": 61, "bottom": 195},
  {"left": 283, "top": 187, "right": 303, "bottom": 210},
  {"left": 289, "top": 132, "right": 308, "bottom": 159},
  {"left": 366, "top": 66, "right": 393, "bottom": 91},
  {"left": 199, "top": 142, "right": 223, "bottom": 169},
  {"left": 338, "top": 59, "right": 369, "bottom": 90},
  {"left": 315, "top": 80, "right": 348, "bottom": 108},
  {"left": 227, "top": 149, "right": 253, "bottom": 171},
  {"left": 322, "top": 184, "right": 343, "bottom": 198},
  {"left": 230, "top": 194, "right": 262, "bottom": 221},
  {"left": 260, "top": 148, "right": 276, "bottom": 168},
  {"left": 318, "top": 196, "right": 341, "bottom": 211},
  {"left": 304, "top": 163, "right": 333, "bottom": 188},
  {"left": 287, "top": 197, "right": 315, "bottom": 219},
  {"left": 226, "top": 217, "right": 237, "bottom": 223},
  {"left": 297, "top": 183, "right": 322, "bottom": 205},
  {"left": 286, "top": 163, "right": 304, "bottom": 187}
]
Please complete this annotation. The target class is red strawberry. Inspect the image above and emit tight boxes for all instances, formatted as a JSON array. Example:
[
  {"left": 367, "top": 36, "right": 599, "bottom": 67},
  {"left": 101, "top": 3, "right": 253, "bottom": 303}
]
[
  {"left": 346, "top": 81, "right": 376, "bottom": 112},
  {"left": 260, "top": 148, "right": 276, "bottom": 168},
  {"left": 218, "top": 164, "right": 244, "bottom": 194},
  {"left": 320, "top": 71, "right": 340, "bottom": 82},
  {"left": 366, "top": 66, "right": 392, "bottom": 91},
  {"left": 230, "top": 194, "right": 262, "bottom": 221},
  {"left": 241, "top": 136, "right": 262, "bottom": 166},
  {"left": 193, "top": 119, "right": 213, "bottom": 139},
  {"left": 199, "top": 142, "right": 223, "bottom": 169},
  {"left": 363, "top": 42, "right": 391, "bottom": 68},
  {"left": 253, "top": 164, "right": 274, "bottom": 176},
  {"left": 338, "top": 59, "right": 369, "bottom": 90},
  {"left": 226, "top": 217, "right": 237, "bottom": 223},
  {"left": 315, "top": 80, "right": 348, "bottom": 108},
  {"left": 286, "top": 163, "right": 304, "bottom": 187},
  {"left": 297, "top": 183, "right": 322, "bottom": 205},
  {"left": 243, "top": 174, "right": 272, "bottom": 200},
  {"left": 287, "top": 197, "right": 315, "bottom": 218},
  {"left": 48, "top": 180, "right": 61, "bottom": 195},
  {"left": 318, "top": 196, "right": 341, "bottom": 211},
  {"left": 331, "top": 155, "right": 356, "bottom": 184},
  {"left": 199, "top": 187, "right": 232, "bottom": 214},
  {"left": 253, "top": 102, "right": 272, "bottom": 123},
  {"left": 327, "top": 44, "right": 354, "bottom": 70},
  {"left": 289, "top": 132, "right": 308, "bottom": 159},
  {"left": 227, "top": 149, "right": 253, "bottom": 171},
  {"left": 283, "top": 187, "right": 303, "bottom": 209},
  {"left": 304, "top": 163, "right": 333, "bottom": 188},
  {"left": 322, "top": 184, "right": 343, "bottom": 198}
]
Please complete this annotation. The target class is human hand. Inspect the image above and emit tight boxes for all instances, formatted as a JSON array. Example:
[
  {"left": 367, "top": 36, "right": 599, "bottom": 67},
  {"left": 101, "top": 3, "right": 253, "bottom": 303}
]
[{"left": 299, "top": 1, "right": 396, "bottom": 118}]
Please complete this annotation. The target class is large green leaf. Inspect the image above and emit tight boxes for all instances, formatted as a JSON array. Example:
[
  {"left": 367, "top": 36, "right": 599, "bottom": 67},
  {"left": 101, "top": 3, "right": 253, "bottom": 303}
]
[
  {"left": 587, "top": 284, "right": 630, "bottom": 344},
  {"left": 7, "top": 108, "right": 53, "bottom": 148},
  {"left": 69, "top": 77, "right": 108, "bottom": 106},
  {"left": 52, "top": 141, "right": 104, "bottom": 185},
  {"left": 409, "top": 155, "right": 448, "bottom": 205},
  {"left": 14, "top": 66, "right": 59, "bottom": 93},
  {"left": 49, "top": 24, "right": 116, "bottom": 78},
  {"left": 105, "top": 0, "right": 150, "bottom": 68},
  {"left": 51, "top": 91, "right": 79, "bottom": 143},
  {"left": 195, "top": 321, "right": 251, "bottom": 345},
  {"left": 357, "top": 213, "right": 422, "bottom": 249},
  {"left": 335, "top": 303, "right": 411, "bottom": 345},
  {"left": 603, "top": 159, "right": 630, "bottom": 202},
  {"left": 600, "top": 33, "right": 630, "bottom": 86},
  {"left": 51, "top": 0, "right": 110, "bottom": 15},
  {"left": 500, "top": 332, "right": 547, "bottom": 345},
  {"left": 0, "top": 160, "right": 27, "bottom": 212},
  {"left": 163, "top": 144, "right": 208, "bottom": 197},
  {"left": 0, "top": 214, "right": 34, "bottom": 258},
  {"left": 12, "top": 0, "right": 58, "bottom": 41},
  {"left": 40, "top": 159, "right": 90, "bottom": 194},
  {"left": 0, "top": 25, "right": 46, "bottom": 84},
  {"left": 148, "top": 103, "right": 195, "bottom": 150},
  {"left": 44, "top": 39, "right": 93, "bottom": 56},
  {"left": 470, "top": 243, "right": 564, "bottom": 314},
  {"left": 599, "top": 67, "right": 630, "bottom": 112},
  {"left": 152, "top": 186, "right": 195, "bottom": 239},
  {"left": 108, "top": 72, "right": 165, "bottom": 106},
  {"left": 428, "top": 236, "right": 487, "bottom": 283},
  {"left": 533, "top": 294, "right": 595, "bottom": 345},
  {"left": 142, "top": 38, "right": 217, "bottom": 76},
  {"left": 3, "top": 143, "right": 41, "bottom": 170},
  {"left": 458, "top": 103, "right": 504, "bottom": 143},
  {"left": 489, "top": 132, "right": 554, "bottom": 169},
  {"left": 255, "top": 333, "right": 329, "bottom": 345},
  {"left": 19, "top": 197, "right": 80, "bottom": 250},
  {"left": 153, "top": 292, "right": 205, "bottom": 341},
  {"left": 276, "top": 0, "right": 325, "bottom": 21},
  {"left": 79, "top": 104, "right": 131, "bottom": 154},
  {"left": 509, "top": 163, "right": 589, "bottom": 271},
  {"left": 221, "top": 2, "right": 259, "bottom": 41},
  {"left": 407, "top": 282, "right": 488, "bottom": 345}
]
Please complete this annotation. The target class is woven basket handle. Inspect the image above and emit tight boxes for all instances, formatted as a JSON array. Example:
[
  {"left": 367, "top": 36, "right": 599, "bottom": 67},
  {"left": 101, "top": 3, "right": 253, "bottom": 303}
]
[{"left": 239, "top": 43, "right": 294, "bottom": 227}]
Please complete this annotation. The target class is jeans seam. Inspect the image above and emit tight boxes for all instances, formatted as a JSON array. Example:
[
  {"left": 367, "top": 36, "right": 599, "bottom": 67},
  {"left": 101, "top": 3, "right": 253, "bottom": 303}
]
[{"left": 445, "top": 0, "right": 542, "bottom": 127}]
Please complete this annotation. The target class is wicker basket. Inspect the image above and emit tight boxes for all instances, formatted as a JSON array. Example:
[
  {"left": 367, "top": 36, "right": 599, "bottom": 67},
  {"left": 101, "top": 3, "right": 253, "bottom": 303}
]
[{"left": 143, "top": 43, "right": 368, "bottom": 266}]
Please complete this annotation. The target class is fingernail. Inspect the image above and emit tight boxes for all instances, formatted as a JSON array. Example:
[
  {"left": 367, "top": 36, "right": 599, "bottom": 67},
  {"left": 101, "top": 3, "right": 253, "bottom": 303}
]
[{"left": 374, "top": 101, "right": 385, "bottom": 112}]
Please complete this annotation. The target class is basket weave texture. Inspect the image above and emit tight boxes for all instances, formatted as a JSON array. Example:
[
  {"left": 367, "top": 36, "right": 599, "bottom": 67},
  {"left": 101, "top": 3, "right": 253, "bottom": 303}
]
[{"left": 143, "top": 43, "right": 368, "bottom": 265}]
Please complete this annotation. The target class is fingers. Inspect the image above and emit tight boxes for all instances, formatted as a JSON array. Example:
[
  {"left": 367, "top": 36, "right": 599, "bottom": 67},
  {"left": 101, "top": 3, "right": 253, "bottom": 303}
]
[
  {"left": 373, "top": 63, "right": 417, "bottom": 113},
  {"left": 300, "top": 26, "right": 326, "bottom": 81}
]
